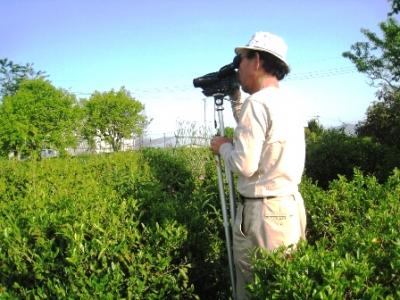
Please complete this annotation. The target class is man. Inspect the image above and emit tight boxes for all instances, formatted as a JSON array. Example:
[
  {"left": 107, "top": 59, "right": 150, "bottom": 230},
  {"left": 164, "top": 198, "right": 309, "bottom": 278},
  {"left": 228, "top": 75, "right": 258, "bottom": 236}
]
[{"left": 210, "top": 32, "right": 307, "bottom": 300}]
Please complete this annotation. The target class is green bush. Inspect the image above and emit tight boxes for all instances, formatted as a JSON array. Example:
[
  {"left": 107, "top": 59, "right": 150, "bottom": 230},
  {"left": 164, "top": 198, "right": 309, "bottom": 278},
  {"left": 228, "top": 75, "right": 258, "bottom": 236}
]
[
  {"left": 305, "top": 129, "right": 400, "bottom": 188},
  {"left": 1, "top": 148, "right": 399, "bottom": 299},
  {"left": 139, "top": 148, "right": 232, "bottom": 299},
  {"left": 249, "top": 169, "right": 400, "bottom": 299},
  {"left": 0, "top": 153, "right": 197, "bottom": 299},
  {"left": 0, "top": 149, "right": 233, "bottom": 299}
]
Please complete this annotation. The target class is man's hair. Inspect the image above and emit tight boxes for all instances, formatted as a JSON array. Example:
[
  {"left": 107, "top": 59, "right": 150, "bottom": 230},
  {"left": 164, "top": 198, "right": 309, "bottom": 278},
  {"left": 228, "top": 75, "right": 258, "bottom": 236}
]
[{"left": 246, "top": 50, "right": 290, "bottom": 80}]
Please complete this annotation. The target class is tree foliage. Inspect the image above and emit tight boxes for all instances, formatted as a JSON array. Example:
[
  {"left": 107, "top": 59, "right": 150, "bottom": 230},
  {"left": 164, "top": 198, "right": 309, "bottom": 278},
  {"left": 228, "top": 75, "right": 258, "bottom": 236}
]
[
  {"left": 342, "top": 17, "right": 400, "bottom": 91},
  {"left": 83, "top": 87, "right": 148, "bottom": 151},
  {"left": 343, "top": 1, "right": 400, "bottom": 148},
  {"left": 305, "top": 118, "right": 325, "bottom": 142},
  {"left": 0, "top": 58, "right": 46, "bottom": 98},
  {"left": 389, "top": 0, "right": 400, "bottom": 16},
  {"left": 355, "top": 90, "right": 400, "bottom": 147},
  {"left": 0, "top": 79, "right": 80, "bottom": 159}
]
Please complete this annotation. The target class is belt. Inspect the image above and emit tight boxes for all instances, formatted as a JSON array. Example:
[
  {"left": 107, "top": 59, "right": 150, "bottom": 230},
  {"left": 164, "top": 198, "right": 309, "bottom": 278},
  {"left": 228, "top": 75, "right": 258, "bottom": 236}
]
[{"left": 239, "top": 194, "right": 279, "bottom": 204}]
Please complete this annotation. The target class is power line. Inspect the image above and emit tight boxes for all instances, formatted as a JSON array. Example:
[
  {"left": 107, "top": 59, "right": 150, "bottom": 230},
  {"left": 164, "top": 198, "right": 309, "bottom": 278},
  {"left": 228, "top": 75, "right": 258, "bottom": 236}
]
[
  {"left": 286, "top": 66, "right": 357, "bottom": 81},
  {"left": 70, "top": 65, "right": 359, "bottom": 96}
]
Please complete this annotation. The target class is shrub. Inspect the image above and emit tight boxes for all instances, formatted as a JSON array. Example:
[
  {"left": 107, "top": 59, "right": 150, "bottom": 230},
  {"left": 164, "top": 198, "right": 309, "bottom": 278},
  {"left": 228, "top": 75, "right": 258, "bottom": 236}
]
[
  {"left": 305, "top": 129, "right": 394, "bottom": 188},
  {"left": 0, "top": 153, "right": 197, "bottom": 299},
  {"left": 2, "top": 148, "right": 398, "bottom": 299},
  {"left": 139, "top": 148, "right": 232, "bottom": 299},
  {"left": 249, "top": 169, "right": 400, "bottom": 299}
]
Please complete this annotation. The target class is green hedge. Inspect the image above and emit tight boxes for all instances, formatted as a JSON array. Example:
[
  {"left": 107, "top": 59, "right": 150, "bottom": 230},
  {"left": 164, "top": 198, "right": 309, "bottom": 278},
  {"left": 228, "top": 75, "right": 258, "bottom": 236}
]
[
  {"left": 0, "top": 152, "right": 200, "bottom": 299},
  {"left": 137, "top": 148, "right": 232, "bottom": 299},
  {"left": 0, "top": 149, "right": 232, "bottom": 299},
  {"left": 305, "top": 129, "right": 400, "bottom": 188},
  {"left": 1, "top": 149, "right": 399, "bottom": 299},
  {"left": 249, "top": 170, "right": 400, "bottom": 299}
]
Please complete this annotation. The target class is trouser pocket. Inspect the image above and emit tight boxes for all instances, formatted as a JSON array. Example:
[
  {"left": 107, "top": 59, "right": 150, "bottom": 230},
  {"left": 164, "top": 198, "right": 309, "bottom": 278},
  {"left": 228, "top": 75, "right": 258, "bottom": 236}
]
[
  {"left": 263, "top": 197, "right": 301, "bottom": 250},
  {"left": 234, "top": 203, "right": 246, "bottom": 238}
]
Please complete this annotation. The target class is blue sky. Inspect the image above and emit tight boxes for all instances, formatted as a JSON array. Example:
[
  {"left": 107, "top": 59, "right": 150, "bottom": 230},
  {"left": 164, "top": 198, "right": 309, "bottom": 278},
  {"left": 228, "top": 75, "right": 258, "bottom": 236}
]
[{"left": 0, "top": 0, "right": 393, "bottom": 137}]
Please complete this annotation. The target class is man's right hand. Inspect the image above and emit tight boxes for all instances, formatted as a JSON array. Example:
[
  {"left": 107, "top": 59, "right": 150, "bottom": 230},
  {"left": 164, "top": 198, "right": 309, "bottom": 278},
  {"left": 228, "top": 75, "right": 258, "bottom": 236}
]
[
  {"left": 210, "top": 136, "right": 232, "bottom": 155},
  {"left": 228, "top": 87, "right": 241, "bottom": 102}
]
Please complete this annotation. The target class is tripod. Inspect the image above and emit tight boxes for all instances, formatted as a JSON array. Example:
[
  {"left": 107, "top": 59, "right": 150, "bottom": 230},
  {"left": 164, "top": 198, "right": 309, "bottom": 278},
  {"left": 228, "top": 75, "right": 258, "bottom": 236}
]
[{"left": 213, "top": 93, "right": 237, "bottom": 300}]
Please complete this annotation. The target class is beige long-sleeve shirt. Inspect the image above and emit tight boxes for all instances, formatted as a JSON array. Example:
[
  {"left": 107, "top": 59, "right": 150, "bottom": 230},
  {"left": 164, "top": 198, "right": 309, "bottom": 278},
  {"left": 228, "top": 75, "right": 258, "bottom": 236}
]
[{"left": 220, "top": 86, "right": 305, "bottom": 197}]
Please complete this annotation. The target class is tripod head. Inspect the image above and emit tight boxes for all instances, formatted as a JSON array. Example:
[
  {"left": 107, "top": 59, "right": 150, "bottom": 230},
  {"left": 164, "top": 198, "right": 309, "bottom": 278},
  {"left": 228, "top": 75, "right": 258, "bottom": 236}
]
[{"left": 213, "top": 93, "right": 225, "bottom": 107}]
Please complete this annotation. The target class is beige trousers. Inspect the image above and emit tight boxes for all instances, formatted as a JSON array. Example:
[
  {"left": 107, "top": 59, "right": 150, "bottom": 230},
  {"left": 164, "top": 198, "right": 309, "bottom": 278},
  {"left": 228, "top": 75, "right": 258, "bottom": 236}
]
[{"left": 233, "top": 193, "right": 307, "bottom": 300}]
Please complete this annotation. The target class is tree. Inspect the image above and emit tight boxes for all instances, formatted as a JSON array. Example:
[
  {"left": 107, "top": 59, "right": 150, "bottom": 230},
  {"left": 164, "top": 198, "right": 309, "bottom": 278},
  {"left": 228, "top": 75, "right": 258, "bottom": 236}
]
[
  {"left": 342, "top": 17, "right": 400, "bottom": 91},
  {"left": 389, "top": 0, "right": 400, "bottom": 16},
  {"left": 355, "top": 90, "right": 400, "bottom": 147},
  {"left": 305, "top": 118, "right": 325, "bottom": 142},
  {"left": 0, "top": 58, "right": 46, "bottom": 98},
  {"left": 343, "top": 0, "right": 400, "bottom": 148},
  {"left": 83, "top": 87, "right": 148, "bottom": 151},
  {"left": 0, "top": 79, "right": 80, "bottom": 159}
]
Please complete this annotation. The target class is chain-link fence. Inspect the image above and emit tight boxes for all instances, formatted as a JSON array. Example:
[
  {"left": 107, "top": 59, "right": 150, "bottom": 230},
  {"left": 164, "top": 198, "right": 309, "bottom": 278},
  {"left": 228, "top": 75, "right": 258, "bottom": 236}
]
[{"left": 67, "top": 134, "right": 212, "bottom": 155}]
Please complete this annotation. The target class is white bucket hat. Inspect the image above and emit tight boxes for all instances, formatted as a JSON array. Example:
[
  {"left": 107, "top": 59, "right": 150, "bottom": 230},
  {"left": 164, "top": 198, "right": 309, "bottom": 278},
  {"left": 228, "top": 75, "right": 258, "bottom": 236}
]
[{"left": 235, "top": 31, "right": 288, "bottom": 66}]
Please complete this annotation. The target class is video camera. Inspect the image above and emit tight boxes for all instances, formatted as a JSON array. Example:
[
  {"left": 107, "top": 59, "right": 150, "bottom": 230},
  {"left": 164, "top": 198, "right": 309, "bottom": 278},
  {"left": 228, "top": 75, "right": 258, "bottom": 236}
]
[{"left": 193, "top": 55, "right": 241, "bottom": 97}]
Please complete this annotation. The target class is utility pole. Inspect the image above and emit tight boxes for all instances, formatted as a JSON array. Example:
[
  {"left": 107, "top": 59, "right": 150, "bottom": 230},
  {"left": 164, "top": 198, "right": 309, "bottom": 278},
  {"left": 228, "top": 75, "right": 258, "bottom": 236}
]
[{"left": 202, "top": 98, "right": 207, "bottom": 128}]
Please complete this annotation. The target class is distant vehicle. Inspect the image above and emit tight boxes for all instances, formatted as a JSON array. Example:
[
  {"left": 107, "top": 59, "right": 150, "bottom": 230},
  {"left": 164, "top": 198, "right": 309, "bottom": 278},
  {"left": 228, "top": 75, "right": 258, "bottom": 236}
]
[{"left": 40, "top": 149, "right": 59, "bottom": 158}]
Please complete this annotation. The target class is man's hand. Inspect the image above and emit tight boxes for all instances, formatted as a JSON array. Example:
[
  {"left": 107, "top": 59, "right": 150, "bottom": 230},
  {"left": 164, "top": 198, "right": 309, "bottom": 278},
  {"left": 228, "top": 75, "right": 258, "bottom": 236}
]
[
  {"left": 228, "top": 87, "right": 241, "bottom": 102},
  {"left": 210, "top": 136, "right": 232, "bottom": 154}
]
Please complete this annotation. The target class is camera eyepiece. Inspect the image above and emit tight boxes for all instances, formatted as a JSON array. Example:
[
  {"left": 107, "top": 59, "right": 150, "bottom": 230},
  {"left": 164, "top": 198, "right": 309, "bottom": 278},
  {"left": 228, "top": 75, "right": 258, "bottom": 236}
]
[{"left": 218, "top": 55, "right": 241, "bottom": 77}]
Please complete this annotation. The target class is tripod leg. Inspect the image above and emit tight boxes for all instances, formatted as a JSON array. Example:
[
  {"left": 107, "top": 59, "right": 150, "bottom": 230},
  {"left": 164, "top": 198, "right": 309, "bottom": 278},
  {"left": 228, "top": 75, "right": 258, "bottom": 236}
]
[
  {"left": 225, "top": 169, "right": 236, "bottom": 225},
  {"left": 216, "top": 155, "right": 236, "bottom": 300},
  {"left": 212, "top": 94, "right": 237, "bottom": 299}
]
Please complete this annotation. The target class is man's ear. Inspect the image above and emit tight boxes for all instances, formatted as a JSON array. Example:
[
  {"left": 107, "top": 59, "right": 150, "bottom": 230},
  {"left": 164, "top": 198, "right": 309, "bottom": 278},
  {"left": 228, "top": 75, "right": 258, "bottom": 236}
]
[{"left": 255, "top": 52, "right": 261, "bottom": 70}]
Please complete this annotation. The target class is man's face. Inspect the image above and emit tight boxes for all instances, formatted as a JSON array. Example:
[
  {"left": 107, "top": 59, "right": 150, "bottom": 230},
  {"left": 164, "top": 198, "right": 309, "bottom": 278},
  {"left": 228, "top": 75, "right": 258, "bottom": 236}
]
[{"left": 237, "top": 50, "right": 256, "bottom": 94}]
